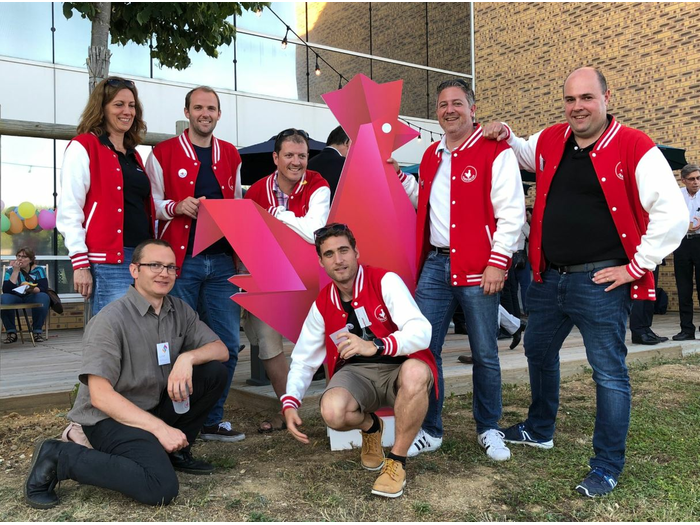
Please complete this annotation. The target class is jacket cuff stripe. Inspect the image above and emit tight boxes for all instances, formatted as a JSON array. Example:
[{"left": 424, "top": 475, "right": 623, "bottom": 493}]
[
  {"left": 488, "top": 252, "right": 510, "bottom": 270},
  {"left": 627, "top": 260, "right": 645, "bottom": 279},
  {"left": 281, "top": 395, "right": 300, "bottom": 412},
  {"left": 398, "top": 171, "right": 408, "bottom": 183},
  {"left": 71, "top": 254, "right": 90, "bottom": 270}
]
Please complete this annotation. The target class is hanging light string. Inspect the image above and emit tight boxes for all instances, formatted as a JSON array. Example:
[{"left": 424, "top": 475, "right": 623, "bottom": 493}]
[{"left": 264, "top": 5, "right": 442, "bottom": 142}]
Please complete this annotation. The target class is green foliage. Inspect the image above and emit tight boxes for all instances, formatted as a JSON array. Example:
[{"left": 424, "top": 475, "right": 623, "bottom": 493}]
[{"left": 63, "top": 2, "right": 269, "bottom": 70}]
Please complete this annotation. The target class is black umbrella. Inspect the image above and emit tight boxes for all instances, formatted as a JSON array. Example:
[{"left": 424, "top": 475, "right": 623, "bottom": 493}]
[{"left": 239, "top": 136, "right": 327, "bottom": 186}]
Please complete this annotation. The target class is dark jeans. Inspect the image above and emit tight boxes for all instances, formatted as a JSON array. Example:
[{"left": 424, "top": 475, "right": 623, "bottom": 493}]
[
  {"left": 56, "top": 362, "right": 227, "bottom": 506},
  {"left": 0, "top": 292, "right": 50, "bottom": 334},
  {"left": 629, "top": 266, "right": 659, "bottom": 336},
  {"left": 416, "top": 252, "right": 501, "bottom": 436},
  {"left": 522, "top": 268, "right": 632, "bottom": 476},
  {"left": 673, "top": 237, "right": 700, "bottom": 333}
]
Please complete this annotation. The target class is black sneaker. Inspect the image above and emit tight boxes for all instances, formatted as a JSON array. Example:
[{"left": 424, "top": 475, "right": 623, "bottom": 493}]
[
  {"left": 575, "top": 467, "right": 618, "bottom": 497},
  {"left": 169, "top": 448, "right": 214, "bottom": 475},
  {"left": 502, "top": 422, "right": 553, "bottom": 449},
  {"left": 24, "top": 439, "right": 62, "bottom": 509},
  {"left": 200, "top": 421, "right": 246, "bottom": 443}
]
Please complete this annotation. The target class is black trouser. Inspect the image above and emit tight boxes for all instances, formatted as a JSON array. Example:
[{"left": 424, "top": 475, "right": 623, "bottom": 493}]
[
  {"left": 56, "top": 361, "right": 227, "bottom": 506},
  {"left": 630, "top": 266, "right": 660, "bottom": 336},
  {"left": 500, "top": 264, "right": 522, "bottom": 319},
  {"left": 673, "top": 237, "right": 700, "bottom": 333}
]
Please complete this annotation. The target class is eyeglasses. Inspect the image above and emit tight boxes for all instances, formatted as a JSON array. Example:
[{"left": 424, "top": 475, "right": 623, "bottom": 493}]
[
  {"left": 106, "top": 77, "right": 135, "bottom": 89},
  {"left": 314, "top": 223, "right": 348, "bottom": 240},
  {"left": 276, "top": 128, "right": 309, "bottom": 142},
  {"left": 135, "top": 262, "right": 180, "bottom": 275}
]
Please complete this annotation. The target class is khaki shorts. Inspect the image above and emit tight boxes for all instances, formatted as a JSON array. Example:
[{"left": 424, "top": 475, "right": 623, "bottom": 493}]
[
  {"left": 322, "top": 361, "right": 433, "bottom": 414},
  {"left": 242, "top": 312, "right": 284, "bottom": 360}
]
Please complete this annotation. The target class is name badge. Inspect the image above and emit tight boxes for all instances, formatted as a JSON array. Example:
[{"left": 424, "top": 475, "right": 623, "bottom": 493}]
[
  {"left": 157, "top": 342, "right": 171, "bottom": 366},
  {"left": 354, "top": 306, "right": 372, "bottom": 329}
]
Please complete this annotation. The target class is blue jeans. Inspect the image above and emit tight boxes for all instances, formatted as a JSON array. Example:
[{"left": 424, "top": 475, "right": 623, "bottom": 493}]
[
  {"left": 523, "top": 268, "right": 632, "bottom": 476},
  {"left": 1, "top": 292, "right": 50, "bottom": 334},
  {"left": 416, "top": 252, "right": 502, "bottom": 436},
  {"left": 170, "top": 253, "right": 241, "bottom": 427},
  {"left": 91, "top": 246, "right": 135, "bottom": 316}
]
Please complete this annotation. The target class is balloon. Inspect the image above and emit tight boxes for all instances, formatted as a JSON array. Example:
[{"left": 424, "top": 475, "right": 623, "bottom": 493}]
[
  {"left": 38, "top": 209, "right": 57, "bottom": 230},
  {"left": 8, "top": 211, "right": 23, "bottom": 234},
  {"left": 0, "top": 199, "right": 4, "bottom": 211},
  {"left": 24, "top": 213, "right": 39, "bottom": 230},
  {"left": 17, "top": 201, "right": 36, "bottom": 219},
  {"left": 1, "top": 214, "right": 9, "bottom": 233}
]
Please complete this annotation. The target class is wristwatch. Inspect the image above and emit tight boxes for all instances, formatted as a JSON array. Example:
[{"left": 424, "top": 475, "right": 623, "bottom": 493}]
[{"left": 372, "top": 338, "right": 385, "bottom": 355}]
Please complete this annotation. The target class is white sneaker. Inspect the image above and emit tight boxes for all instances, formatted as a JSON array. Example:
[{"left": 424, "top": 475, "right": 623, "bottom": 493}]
[
  {"left": 478, "top": 429, "right": 511, "bottom": 461},
  {"left": 407, "top": 429, "right": 443, "bottom": 458}
]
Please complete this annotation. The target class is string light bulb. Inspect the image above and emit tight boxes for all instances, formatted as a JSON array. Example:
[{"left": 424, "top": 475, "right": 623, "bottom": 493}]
[
  {"left": 314, "top": 55, "right": 321, "bottom": 76},
  {"left": 281, "top": 27, "right": 289, "bottom": 49},
  {"left": 416, "top": 132, "right": 422, "bottom": 142}
]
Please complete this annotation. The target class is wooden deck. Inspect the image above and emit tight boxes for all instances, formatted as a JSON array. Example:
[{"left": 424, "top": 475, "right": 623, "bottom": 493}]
[{"left": 1, "top": 315, "right": 699, "bottom": 415}]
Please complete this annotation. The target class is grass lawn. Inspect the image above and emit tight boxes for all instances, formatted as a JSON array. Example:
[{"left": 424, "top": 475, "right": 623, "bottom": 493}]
[{"left": 1, "top": 354, "right": 698, "bottom": 521}]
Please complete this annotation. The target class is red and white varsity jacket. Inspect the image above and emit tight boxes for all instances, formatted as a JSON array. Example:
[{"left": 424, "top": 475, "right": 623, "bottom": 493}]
[
  {"left": 145, "top": 129, "right": 242, "bottom": 269},
  {"left": 503, "top": 117, "right": 687, "bottom": 300},
  {"left": 244, "top": 170, "right": 330, "bottom": 243},
  {"left": 401, "top": 126, "right": 525, "bottom": 286},
  {"left": 57, "top": 133, "right": 156, "bottom": 270},
  {"left": 281, "top": 265, "right": 437, "bottom": 411}
]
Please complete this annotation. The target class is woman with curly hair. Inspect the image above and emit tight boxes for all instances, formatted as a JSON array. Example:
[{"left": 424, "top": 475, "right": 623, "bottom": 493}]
[{"left": 57, "top": 77, "right": 155, "bottom": 315}]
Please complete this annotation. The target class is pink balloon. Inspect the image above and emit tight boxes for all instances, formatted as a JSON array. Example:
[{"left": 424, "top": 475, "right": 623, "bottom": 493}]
[{"left": 38, "top": 209, "right": 56, "bottom": 230}]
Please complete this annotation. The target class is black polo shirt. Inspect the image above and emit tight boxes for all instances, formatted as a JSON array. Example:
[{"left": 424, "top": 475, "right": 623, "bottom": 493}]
[
  {"left": 99, "top": 134, "right": 151, "bottom": 248},
  {"left": 541, "top": 121, "right": 627, "bottom": 266}
]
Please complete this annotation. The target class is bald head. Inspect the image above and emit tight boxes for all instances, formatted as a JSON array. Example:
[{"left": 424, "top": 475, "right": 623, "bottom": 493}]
[{"left": 564, "top": 67, "right": 608, "bottom": 95}]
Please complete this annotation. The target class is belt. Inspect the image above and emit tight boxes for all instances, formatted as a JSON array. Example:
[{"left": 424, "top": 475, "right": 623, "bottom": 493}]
[
  {"left": 549, "top": 258, "right": 628, "bottom": 274},
  {"left": 431, "top": 245, "right": 451, "bottom": 255},
  {"left": 685, "top": 233, "right": 700, "bottom": 240}
]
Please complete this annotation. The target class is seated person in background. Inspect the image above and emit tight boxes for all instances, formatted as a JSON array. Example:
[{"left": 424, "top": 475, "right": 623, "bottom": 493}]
[
  {"left": 1, "top": 247, "right": 50, "bottom": 343},
  {"left": 282, "top": 223, "right": 437, "bottom": 498},
  {"left": 24, "top": 239, "right": 229, "bottom": 509}
]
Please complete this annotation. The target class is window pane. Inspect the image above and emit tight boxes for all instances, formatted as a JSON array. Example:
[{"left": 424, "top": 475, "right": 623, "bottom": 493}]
[
  {"left": 307, "top": 2, "right": 370, "bottom": 55},
  {"left": 0, "top": 2, "right": 52, "bottom": 63},
  {"left": 427, "top": 3, "right": 472, "bottom": 74},
  {"left": 54, "top": 3, "right": 91, "bottom": 68},
  {"left": 109, "top": 39, "right": 151, "bottom": 79},
  {"left": 236, "top": 33, "right": 302, "bottom": 100},
  {"left": 153, "top": 42, "right": 234, "bottom": 91},
  {"left": 371, "top": 3, "right": 427, "bottom": 66},
  {"left": 372, "top": 62, "right": 430, "bottom": 119},
  {"left": 236, "top": 2, "right": 303, "bottom": 37},
  {"left": 305, "top": 50, "right": 371, "bottom": 105},
  {"left": 1, "top": 137, "right": 57, "bottom": 257}
]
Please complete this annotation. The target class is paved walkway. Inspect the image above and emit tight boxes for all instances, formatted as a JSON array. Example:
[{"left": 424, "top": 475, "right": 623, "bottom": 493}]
[{"left": 1, "top": 315, "right": 698, "bottom": 414}]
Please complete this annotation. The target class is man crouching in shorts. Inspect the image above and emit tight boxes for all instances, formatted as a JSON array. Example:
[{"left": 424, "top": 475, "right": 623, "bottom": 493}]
[{"left": 281, "top": 223, "right": 438, "bottom": 498}]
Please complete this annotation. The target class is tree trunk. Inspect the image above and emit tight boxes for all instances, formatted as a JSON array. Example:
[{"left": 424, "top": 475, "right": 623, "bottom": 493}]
[{"left": 87, "top": 2, "right": 112, "bottom": 93}]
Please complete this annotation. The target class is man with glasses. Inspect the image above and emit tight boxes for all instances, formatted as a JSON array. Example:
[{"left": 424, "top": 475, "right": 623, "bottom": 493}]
[
  {"left": 483, "top": 67, "right": 687, "bottom": 497},
  {"left": 244, "top": 128, "right": 330, "bottom": 433},
  {"left": 24, "top": 239, "right": 229, "bottom": 509},
  {"left": 282, "top": 223, "right": 437, "bottom": 498},
  {"left": 390, "top": 79, "right": 525, "bottom": 461},
  {"left": 672, "top": 164, "right": 700, "bottom": 341},
  {"left": 146, "top": 86, "right": 245, "bottom": 443}
]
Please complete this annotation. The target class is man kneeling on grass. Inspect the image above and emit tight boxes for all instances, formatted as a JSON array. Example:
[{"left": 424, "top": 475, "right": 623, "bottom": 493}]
[
  {"left": 282, "top": 223, "right": 438, "bottom": 498},
  {"left": 24, "top": 239, "right": 229, "bottom": 508}
]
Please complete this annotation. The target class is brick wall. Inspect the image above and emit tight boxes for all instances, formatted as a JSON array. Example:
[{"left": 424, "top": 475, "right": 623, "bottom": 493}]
[{"left": 474, "top": 2, "right": 700, "bottom": 313}]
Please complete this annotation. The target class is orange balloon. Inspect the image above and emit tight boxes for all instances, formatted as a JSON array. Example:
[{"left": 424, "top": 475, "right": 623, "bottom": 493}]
[
  {"left": 8, "top": 211, "right": 23, "bottom": 234},
  {"left": 24, "top": 214, "right": 39, "bottom": 230}
]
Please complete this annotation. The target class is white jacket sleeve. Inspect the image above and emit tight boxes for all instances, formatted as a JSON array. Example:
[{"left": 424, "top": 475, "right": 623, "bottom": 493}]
[
  {"left": 378, "top": 272, "right": 431, "bottom": 356},
  {"left": 272, "top": 186, "right": 331, "bottom": 243},
  {"left": 398, "top": 171, "right": 419, "bottom": 209},
  {"left": 631, "top": 147, "right": 688, "bottom": 272},
  {"left": 503, "top": 123, "right": 541, "bottom": 174},
  {"left": 282, "top": 303, "right": 327, "bottom": 410},
  {"left": 56, "top": 141, "right": 91, "bottom": 261},
  {"left": 490, "top": 148, "right": 526, "bottom": 259},
  {"left": 145, "top": 151, "right": 176, "bottom": 221}
]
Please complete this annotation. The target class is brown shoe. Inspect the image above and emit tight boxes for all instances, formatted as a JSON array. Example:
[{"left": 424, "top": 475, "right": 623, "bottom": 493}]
[
  {"left": 360, "top": 417, "right": 385, "bottom": 471},
  {"left": 371, "top": 458, "right": 406, "bottom": 498}
]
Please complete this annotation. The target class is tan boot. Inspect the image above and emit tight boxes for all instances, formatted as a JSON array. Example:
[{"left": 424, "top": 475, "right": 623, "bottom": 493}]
[
  {"left": 360, "top": 417, "right": 385, "bottom": 471},
  {"left": 371, "top": 458, "right": 406, "bottom": 498}
]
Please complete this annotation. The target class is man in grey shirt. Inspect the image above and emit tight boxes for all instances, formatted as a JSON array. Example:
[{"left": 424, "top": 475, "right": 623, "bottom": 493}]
[{"left": 24, "top": 239, "right": 229, "bottom": 509}]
